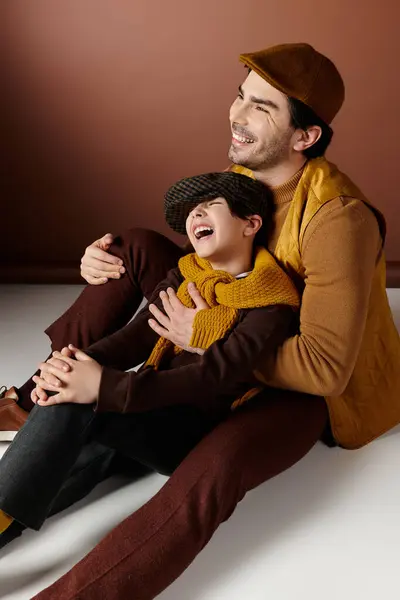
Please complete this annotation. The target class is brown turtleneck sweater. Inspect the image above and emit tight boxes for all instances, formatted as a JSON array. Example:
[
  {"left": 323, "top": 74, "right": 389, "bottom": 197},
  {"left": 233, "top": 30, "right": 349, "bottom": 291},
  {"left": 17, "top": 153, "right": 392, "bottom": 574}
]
[{"left": 259, "top": 166, "right": 382, "bottom": 396}]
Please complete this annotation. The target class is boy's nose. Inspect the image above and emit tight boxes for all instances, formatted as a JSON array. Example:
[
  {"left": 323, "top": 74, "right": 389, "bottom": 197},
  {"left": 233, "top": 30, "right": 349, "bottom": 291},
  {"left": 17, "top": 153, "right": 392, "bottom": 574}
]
[{"left": 194, "top": 206, "right": 206, "bottom": 217}]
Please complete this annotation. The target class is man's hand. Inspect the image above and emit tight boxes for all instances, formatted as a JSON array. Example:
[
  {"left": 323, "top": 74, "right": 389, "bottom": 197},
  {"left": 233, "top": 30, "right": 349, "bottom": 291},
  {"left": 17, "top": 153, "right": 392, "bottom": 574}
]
[
  {"left": 32, "top": 345, "right": 102, "bottom": 406},
  {"left": 80, "top": 233, "right": 125, "bottom": 285},
  {"left": 148, "top": 283, "right": 209, "bottom": 353}
]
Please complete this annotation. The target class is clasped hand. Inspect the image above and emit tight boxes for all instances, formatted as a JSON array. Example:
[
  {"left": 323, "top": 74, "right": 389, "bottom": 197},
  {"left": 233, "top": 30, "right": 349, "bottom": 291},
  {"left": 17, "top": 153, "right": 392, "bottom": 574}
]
[
  {"left": 32, "top": 345, "right": 102, "bottom": 406},
  {"left": 32, "top": 284, "right": 207, "bottom": 404}
]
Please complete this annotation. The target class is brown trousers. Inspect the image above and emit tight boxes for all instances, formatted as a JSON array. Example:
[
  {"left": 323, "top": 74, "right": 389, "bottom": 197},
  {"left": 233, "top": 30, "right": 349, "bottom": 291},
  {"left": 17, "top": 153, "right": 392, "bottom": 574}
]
[{"left": 26, "top": 229, "right": 328, "bottom": 600}]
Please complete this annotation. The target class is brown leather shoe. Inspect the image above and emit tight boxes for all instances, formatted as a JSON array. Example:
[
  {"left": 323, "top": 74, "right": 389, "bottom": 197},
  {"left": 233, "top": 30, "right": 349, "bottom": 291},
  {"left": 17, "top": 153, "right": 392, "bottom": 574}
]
[{"left": 0, "top": 386, "right": 28, "bottom": 442}]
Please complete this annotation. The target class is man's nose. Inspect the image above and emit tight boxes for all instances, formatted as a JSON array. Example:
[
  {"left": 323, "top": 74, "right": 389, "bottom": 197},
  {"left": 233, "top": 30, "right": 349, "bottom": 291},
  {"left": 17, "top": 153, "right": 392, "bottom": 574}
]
[{"left": 230, "top": 100, "right": 248, "bottom": 126}]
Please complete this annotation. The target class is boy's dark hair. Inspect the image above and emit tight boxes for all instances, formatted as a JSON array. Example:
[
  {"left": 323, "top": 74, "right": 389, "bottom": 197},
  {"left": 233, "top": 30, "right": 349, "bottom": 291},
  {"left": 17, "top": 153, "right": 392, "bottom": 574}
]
[
  {"left": 225, "top": 194, "right": 272, "bottom": 249},
  {"left": 287, "top": 97, "right": 333, "bottom": 159}
]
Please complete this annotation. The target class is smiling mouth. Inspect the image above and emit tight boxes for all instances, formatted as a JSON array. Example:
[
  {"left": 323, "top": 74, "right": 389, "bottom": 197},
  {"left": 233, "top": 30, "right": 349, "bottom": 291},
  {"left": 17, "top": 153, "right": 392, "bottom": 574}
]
[
  {"left": 232, "top": 131, "right": 256, "bottom": 144},
  {"left": 193, "top": 225, "right": 214, "bottom": 240}
]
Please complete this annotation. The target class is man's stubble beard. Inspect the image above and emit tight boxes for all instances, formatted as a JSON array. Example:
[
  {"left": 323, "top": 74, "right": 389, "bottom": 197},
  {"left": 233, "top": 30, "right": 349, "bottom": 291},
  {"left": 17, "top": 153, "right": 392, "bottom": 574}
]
[{"left": 228, "top": 130, "right": 293, "bottom": 171}]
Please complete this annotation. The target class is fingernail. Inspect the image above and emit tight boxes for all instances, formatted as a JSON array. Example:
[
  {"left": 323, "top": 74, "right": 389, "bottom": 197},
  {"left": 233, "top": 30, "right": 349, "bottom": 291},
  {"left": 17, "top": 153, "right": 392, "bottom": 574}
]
[{"left": 120, "top": 267, "right": 125, "bottom": 274}]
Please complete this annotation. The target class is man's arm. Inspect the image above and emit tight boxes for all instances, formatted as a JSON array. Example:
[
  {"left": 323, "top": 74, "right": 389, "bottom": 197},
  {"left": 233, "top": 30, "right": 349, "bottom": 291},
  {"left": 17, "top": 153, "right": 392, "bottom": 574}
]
[
  {"left": 95, "top": 304, "right": 294, "bottom": 414},
  {"left": 85, "top": 268, "right": 183, "bottom": 370},
  {"left": 255, "top": 197, "right": 382, "bottom": 396}
]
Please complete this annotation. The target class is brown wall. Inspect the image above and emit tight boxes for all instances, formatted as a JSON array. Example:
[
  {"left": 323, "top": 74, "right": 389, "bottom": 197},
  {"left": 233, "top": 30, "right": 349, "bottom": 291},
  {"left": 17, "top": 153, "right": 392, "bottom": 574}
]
[{"left": 1, "top": 0, "right": 399, "bottom": 283}]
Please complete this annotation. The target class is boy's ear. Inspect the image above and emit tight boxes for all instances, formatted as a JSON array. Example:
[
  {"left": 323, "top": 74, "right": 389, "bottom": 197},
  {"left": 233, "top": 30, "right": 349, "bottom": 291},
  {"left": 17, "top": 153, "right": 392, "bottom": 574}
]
[{"left": 243, "top": 214, "right": 263, "bottom": 237}]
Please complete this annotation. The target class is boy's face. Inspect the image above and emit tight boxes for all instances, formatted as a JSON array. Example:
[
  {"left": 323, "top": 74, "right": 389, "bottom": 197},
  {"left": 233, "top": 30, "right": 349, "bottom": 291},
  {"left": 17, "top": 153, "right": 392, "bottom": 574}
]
[{"left": 185, "top": 197, "right": 261, "bottom": 263}]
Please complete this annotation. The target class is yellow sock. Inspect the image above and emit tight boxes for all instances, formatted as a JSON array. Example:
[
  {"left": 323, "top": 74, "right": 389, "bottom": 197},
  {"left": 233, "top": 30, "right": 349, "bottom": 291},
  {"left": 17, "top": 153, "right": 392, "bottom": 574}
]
[{"left": 0, "top": 509, "right": 14, "bottom": 533}]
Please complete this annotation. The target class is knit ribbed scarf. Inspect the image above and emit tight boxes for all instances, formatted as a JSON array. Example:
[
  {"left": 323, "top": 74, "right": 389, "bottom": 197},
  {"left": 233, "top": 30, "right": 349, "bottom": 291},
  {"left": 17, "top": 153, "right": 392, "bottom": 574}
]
[{"left": 146, "top": 247, "right": 299, "bottom": 410}]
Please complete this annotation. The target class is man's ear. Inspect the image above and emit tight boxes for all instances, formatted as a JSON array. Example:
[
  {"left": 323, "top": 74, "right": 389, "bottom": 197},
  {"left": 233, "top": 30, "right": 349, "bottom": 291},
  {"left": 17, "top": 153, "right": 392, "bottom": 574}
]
[
  {"left": 293, "top": 125, "right": 322, "bottom": 153},
  {"left": 244, "top": 214, "right": 263, "bottom": 237}
]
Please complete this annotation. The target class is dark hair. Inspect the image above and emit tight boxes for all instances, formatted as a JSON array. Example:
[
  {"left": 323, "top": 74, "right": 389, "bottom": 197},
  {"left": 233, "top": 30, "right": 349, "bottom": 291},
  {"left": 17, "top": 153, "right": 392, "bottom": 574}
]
[
  {"left": 253, "top": 223, "right": 269, "bottom": 248},
  {"left": 287, "top": 97, "right": 333, "bottom": 159},
  {"left": 226, "top": 188, "right": 274, "bottom": 249}
]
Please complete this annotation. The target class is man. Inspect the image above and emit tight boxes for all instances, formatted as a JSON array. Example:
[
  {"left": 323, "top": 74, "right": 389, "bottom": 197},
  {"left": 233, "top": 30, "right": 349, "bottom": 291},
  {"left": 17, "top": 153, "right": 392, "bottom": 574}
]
[{"left": 2, "top": 43, "right": 400, "bottom": 599}]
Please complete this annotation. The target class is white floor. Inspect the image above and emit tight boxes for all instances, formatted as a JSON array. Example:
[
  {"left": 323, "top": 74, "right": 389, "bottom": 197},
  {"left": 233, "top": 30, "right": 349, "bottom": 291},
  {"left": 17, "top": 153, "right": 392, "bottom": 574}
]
[{"left": 1, "top": 285, "right": 400, "bottom": 600}]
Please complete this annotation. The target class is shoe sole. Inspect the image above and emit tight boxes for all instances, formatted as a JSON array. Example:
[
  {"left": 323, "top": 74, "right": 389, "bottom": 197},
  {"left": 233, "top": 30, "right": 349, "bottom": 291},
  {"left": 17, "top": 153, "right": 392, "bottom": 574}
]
[{"left": 0, "top": 431, "right": 17, "bottom": 442}]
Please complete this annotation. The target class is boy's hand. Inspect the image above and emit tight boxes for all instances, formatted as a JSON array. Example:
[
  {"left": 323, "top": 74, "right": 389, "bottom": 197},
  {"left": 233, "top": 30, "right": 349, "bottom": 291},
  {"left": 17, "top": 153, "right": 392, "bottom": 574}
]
[
  {"left": 38, "top": 346, "right": 74, "bottom": 386},
  {"left": 32, "top": 345, "right": 102, "bottom": 406},
  {"left": 32, "top": 346, "right": 75, "bottom": 404},
  {"left": 148, "top": 283, "right": 209, "bottom": 353},
  {"left": 31, "top": 385, "right": 48, "bottom": 405}
]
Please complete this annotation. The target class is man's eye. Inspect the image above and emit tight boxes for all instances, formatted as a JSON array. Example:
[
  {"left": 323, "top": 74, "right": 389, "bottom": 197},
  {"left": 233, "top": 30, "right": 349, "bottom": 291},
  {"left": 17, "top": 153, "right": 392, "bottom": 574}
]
[{"left": 256, "top": 106, "right": 268, "bottom": 113}]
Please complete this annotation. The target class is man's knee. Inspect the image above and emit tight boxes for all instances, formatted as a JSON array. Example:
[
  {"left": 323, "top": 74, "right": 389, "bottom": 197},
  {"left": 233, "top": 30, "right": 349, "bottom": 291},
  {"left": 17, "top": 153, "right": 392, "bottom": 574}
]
[
  {"left": 107, "top": 227, "right": 183, "bottom": 298},
  {"left": 112, "top": 228, "right": 174, "bottom": 256}
]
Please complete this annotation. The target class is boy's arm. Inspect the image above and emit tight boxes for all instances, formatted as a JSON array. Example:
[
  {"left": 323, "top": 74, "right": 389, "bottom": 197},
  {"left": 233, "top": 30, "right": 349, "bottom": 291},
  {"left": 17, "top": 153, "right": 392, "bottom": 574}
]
[
  {"left": 95, "top": 304, "right": 294, "bottom": 414},
  {"left": 85, "top": 268, "right": 183, "bottom": 371},
  {"left": 255, "top": 198, "right": 382, "bottom": 396}
]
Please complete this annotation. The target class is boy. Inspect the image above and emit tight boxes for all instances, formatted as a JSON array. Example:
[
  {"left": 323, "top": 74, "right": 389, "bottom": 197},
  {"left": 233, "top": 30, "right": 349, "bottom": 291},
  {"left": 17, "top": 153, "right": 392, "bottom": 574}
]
[{"left": 0, "top": 171, "right": 299, "bottom": 536}]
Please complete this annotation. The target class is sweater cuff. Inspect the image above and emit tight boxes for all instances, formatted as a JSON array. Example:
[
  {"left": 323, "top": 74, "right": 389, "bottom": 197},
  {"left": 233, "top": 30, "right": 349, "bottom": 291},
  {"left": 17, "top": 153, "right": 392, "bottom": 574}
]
[
  {"left": 190, "top": 309, "right": 224, "bottom": 350},
  {"left": 95, "top": 367, "right": 130, "bottom": 413}
]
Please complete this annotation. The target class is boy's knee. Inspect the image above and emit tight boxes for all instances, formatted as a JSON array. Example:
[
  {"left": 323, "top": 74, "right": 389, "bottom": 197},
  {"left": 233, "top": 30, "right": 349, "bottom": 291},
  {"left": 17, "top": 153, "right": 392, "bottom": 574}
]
[{"left": 30, "top": 402, "right": 60, "bottom": 419}]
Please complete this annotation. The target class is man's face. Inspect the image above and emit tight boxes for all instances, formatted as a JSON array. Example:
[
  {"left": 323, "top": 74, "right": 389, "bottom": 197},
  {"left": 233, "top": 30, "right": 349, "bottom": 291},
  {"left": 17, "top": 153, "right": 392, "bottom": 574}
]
[
  {"left": 228, "top": 71, "right": 296, "bottom": 170},
  {"left": 185, "top": 197, "right": 257, "bottom": 263}
]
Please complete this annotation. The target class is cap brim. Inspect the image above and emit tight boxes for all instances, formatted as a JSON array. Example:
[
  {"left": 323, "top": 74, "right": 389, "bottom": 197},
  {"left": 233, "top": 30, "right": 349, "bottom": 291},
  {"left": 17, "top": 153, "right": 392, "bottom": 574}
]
[
  {"left": 165, "top": 196, "right": 215, "bottom": 235},
  {"left": 239, "top": 53, "right": 297, "bottom": 99}
]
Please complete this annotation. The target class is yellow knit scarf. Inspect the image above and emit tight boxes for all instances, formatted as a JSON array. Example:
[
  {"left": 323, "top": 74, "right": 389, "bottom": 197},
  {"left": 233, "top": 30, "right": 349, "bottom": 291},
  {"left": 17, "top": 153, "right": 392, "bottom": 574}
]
[{"left": 145, "top": 248, "right": 299, "bottom": 408}]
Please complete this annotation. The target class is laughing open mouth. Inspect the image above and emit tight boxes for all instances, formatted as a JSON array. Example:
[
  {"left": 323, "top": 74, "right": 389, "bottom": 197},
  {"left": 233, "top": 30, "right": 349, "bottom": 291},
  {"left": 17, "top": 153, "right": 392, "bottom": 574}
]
[{"left": 194, "top": 225, "right": 214, "bottom": 240}]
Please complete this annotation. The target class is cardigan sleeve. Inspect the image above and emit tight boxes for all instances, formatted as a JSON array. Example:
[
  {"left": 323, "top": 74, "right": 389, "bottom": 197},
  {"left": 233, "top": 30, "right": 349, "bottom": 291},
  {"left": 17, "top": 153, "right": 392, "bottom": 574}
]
[{"left": 255, "top": 197, "right": 382, "bottom": 396}]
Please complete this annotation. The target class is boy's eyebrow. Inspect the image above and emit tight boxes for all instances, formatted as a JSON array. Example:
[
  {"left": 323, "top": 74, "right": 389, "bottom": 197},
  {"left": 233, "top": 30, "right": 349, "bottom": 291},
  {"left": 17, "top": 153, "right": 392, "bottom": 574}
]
[{"left": 238, "top": 85, "right": 280, "bottom": 111}]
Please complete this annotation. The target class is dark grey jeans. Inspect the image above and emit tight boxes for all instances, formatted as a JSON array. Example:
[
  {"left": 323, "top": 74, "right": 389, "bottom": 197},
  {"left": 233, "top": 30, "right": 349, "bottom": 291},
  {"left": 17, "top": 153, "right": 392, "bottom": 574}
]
[
  {"left": 0, "top": 439, "right": 127, "bottom": 548},
  {"left": 0, "top": 402, "right": 217, "bottom": 532}
]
